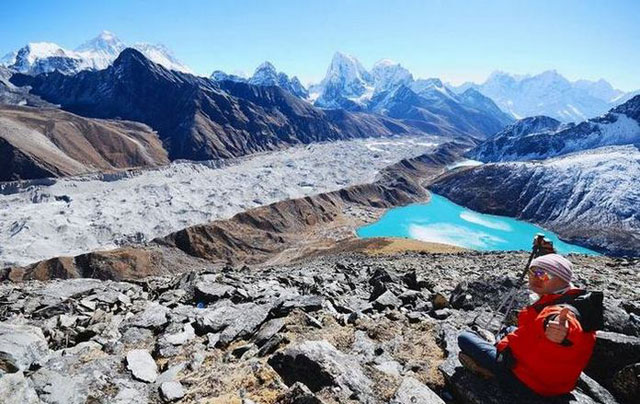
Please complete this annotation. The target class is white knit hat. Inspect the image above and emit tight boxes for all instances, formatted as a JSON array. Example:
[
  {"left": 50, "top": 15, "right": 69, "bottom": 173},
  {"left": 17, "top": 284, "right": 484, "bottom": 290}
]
[{"left": 530, "top": 254, "right": 573, "bottom": 284}]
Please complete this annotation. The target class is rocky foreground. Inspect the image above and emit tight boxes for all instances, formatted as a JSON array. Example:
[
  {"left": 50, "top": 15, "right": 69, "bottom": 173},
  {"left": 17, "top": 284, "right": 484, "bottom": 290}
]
[{"left": 1, "top": 251, "right": 638, "bottom": 404}]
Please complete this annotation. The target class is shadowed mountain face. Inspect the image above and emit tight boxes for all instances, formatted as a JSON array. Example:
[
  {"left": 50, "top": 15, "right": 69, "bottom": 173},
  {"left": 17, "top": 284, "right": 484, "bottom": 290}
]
[
  {"left": 10, "top": 49, "right": 429, "bottom": 162},
  {"left": 368, "top": 84, "right": 513, "bottom": 138},
  {"left": 0, "top": 104, "right": 168, "bottom": 181}
]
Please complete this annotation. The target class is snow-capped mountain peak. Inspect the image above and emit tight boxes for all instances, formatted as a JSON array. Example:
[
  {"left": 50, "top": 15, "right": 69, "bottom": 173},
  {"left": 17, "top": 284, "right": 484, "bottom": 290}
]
[
  {"left": 248, "top": 61, "right": 278, "bottom": 86},
  {"left": 73, "top": 31, "right": 127, "bottom": 70},
  {"left": 313, "top": 52, "right": 374, "bottom": 109},
  {"left": 323, "top": 52, "right": 373, "bottom": 85},
  {"left": 130, "top": 42, "right": 192, "bottom": 74},
  {"left": 409, "top": 78, "right": 457, "bottom": 100},
  {"left": 2, "top": 32, "right": 192, "bottom": 75},
  {"left": 453, "top": 70, "right": 636, "bottom": 123},
  {"left": 8, "top": 42, "right": 74, "bottom": 74},
  {"left": 371, "top": 59, "right": 413, "bottom": 94},
  {"left": 210, "top": 61, "right": 308, "bottom": 98},
  {"left": 574, "top": 78, "right": 625, "bottom": 103},
  {"left": 75, "top": 30, "right": 125, "bottom": 54},
  {"left": 468, "top": 95, "right": 640, "bottom": 162}
]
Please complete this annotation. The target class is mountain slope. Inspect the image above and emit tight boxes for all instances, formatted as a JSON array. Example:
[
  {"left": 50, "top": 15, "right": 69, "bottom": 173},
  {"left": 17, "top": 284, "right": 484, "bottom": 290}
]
[
  {"left": 0, "top": 66, "right": 51, "bottom": 107},
  {"left": 456, "top": 70, "right": 637, "bottom": 122},
  {"left": 468, "top": 95, "right": 640, "bottom": 162},
  {"left": 432, "top": 145, "right": 640, "bottom": 256},
  {"left": 0, "top": 104, "right": 168, "bottom": 181},
  {"left": 2, "top": 31, "right": 192, "bottom": 75},
  {"left": 11, "top": 49, "right": 427, "bottom": 161},
  {"left": 368, "top": 83, "right": 513, "bottom": 138},
  {"left": 311, "top": 54, "right": 513, "bottom": 137}
]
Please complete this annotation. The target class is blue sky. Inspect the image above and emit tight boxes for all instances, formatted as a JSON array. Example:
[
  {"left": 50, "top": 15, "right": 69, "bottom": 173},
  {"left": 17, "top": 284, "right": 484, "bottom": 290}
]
[{"left": 2, "top": 0, "right": 639, "bottom": 90}]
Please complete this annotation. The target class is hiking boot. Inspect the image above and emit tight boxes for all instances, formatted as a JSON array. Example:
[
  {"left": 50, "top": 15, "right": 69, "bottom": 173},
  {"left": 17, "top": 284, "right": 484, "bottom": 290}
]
[{"left": 458, "top": 352, "right": 495, "bottom": 379}]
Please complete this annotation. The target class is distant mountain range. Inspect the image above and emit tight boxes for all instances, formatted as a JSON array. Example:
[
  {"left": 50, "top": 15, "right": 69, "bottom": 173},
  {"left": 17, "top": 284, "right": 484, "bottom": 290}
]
[
  {"left": 211, "top": 62, "right": 309, "bottom": 99},
  {"left": 3, "top": 31, "right": 638, "bottom": 126},
  {"left": 468, "top": 95, "right": 640, "bottom": 162},
  {"left": 452, "top": 70, "right": 639, "bottom": 123},
  {"left": 211, "top": 53, "right": 512, "bottom": 138},
  {"left": 0, "top": 31, "right": 191, "bottom": 75},
  {"left": 9, "top": 49, "right": 432, "bottom": 166},
  {"left": 211, "top": 52, "right": 638, "bottom": 128}
]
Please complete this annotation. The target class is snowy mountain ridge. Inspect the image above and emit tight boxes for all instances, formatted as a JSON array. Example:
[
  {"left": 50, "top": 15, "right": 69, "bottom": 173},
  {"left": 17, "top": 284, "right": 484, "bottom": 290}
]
[
  {"left": 467, "top": 95, "right": 640, "bottom": 162},
  {"left": 432, "top": 143, "right": 640, "bottom": 256},
  {"left": 1, "top": 31, "right": 192, "bottom": 75},
  {"left": 211, "top": 61, "right": 308, "bottom": 98},
  {"left": 452, "top": 70, "right": 638, "bottom": 123}
]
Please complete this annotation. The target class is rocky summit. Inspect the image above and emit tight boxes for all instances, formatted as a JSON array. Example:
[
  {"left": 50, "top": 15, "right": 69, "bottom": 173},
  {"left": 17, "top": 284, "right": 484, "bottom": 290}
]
[{"left": 0, "top": 251, "right": 638, "bottom": 403}]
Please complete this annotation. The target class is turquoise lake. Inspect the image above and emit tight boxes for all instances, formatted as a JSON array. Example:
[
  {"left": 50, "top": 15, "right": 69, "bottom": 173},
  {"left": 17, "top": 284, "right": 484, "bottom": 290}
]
[{"left": 357, "top": 194, "right": 599, "bottom": 255}]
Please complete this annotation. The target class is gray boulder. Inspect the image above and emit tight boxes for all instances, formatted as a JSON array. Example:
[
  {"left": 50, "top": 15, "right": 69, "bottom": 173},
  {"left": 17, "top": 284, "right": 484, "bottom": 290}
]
[
  {"left": 390, "top": 376, "right": 445, "bottom": 404},
  {"left": 268, "top": 340, "right": 374, "bottom": 402},
  {"left": 31, "top": 369, "right": 88, "bottom": 404},
  {"left": 126, "top": 303, "right": 169, "bottom": 330},
  {"left": 196, "top": 302, "right": 271, "bottom": 346},
  {"left": 254, "top": 318, "right": 286, "bottom": 347},
  {"left": 276, "top": 381, "right": 324, "bottom": 404},
  {"left": 162, "top": 323, "right": 196, "bottom": 346},
  {"left": 372, "top": 290, "right": 402, "bottom": 311},
  {"left": 272, "top": 295, "right": 324, "bottom": 317},
  {"left": 586, "top": 331, "right": 640, "bottom": 388},
  {"left": 611, "top": 363, "right": 639, "bottom": 403},
  {"left": 126, "top": 349, "right": 158, "bottom": 383},
  {"left": 194, "top": 276, "right": 236, "bottom": 302},
  {"left": 0, "top": 323, "right": 50, "bottom": 372},
  {"left": 159, "top": 381, "right": 185, "bottom": 402},
  {"left": 0, "top": 371, "right": 42, "bottom": 403}
]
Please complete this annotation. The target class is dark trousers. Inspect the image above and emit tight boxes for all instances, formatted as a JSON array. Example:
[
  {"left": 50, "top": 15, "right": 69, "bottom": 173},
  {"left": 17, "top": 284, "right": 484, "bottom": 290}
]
[{"left": 457, "top": 327, "right": 518, "bottom": 380}]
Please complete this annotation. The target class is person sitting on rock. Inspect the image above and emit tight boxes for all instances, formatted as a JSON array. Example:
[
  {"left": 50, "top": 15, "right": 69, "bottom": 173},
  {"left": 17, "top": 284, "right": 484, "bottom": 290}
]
[{"left": 457, "top": 253, "right": 603, "bottom": 397}]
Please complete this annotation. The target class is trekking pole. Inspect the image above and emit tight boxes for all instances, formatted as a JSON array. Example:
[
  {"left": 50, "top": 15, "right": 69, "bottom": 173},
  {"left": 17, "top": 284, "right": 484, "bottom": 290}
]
[{"left": 483, "top": 233, "right": 546, "bottom": 333}]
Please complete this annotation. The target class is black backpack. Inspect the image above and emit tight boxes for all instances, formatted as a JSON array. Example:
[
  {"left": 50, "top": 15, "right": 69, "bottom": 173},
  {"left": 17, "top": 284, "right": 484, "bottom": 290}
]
[{"left": 532, "top": 290, "right": 604, "bottom": 332}]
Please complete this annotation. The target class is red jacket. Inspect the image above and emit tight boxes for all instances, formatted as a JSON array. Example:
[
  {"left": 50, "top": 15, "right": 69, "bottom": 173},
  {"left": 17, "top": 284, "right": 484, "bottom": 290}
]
[{"left": 496, "top": 289, "right": 597, "bottom": 396}]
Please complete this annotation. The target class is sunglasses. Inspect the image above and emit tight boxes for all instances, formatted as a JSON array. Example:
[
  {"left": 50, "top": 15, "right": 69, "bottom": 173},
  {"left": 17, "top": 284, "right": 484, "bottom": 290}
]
[{"left": 528, "top": 267, "right": 550, "bottom": 281}]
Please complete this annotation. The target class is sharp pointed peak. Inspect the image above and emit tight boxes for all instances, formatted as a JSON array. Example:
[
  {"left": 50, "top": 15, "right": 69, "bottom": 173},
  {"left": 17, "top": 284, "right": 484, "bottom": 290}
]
[
  {"left": 373, "top": 58, "right": 400, "bottom": 68},
  {"left": 113, "top": 47, "right": 151, "bottom": 67},
  {"left": 255, "top": 61, "right": 276, "bottom": 71},
  {"left": 331, "top": 51, "right": 360, "bottom": 63},
  {"left": 97, "top": 30, "right": 117, "bottom": 39}
]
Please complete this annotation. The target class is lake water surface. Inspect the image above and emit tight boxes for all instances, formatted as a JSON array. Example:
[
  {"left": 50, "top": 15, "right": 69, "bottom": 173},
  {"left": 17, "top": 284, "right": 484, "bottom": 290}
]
[{"left": 357, "top": 194, "right": 599, "bottom": 255}]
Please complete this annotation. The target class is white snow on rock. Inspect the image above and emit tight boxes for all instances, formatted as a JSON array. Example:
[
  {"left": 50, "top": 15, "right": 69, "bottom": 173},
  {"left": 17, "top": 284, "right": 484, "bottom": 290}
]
[
  {"left": 370, "top": 59, "right": 413, "bottom": 95},
  {"left": 451, "top": 70, "right": 637, "bottom": 123},
  {"left": 0, "top": 136, "right": 440, "bottom": 267},
  {"left": 313, "top": 52, "right": 375, "bottom": 108},
  {"left": 2, "top": 31, "right": 192, "bottom": 75},
  {"left": 497, "top": 145, "right": 640, "bottom": 238}
]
